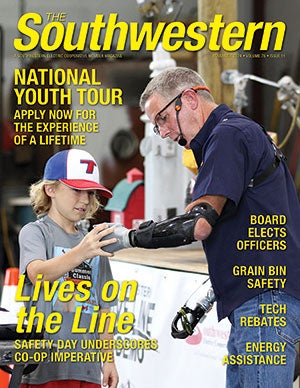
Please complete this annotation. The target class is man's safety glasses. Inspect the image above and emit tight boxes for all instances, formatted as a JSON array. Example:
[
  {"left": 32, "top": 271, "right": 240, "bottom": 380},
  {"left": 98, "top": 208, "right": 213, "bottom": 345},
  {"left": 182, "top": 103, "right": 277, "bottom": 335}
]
[{"left": 152, "top": 85, "right": 211, "bottom": 135}]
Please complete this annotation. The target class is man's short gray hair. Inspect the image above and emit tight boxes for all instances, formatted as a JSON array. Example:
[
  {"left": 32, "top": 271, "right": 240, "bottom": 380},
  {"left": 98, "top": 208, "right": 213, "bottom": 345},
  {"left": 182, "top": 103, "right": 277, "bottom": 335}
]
[{"left": 140, "top": 67, "right": 214, "bottom": 111}]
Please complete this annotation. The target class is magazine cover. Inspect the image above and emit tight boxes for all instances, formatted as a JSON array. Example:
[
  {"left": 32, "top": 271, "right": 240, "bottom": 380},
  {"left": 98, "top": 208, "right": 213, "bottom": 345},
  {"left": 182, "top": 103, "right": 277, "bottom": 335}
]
[{"left": 0, "top": 0, "right": 300, "bottom": 387}]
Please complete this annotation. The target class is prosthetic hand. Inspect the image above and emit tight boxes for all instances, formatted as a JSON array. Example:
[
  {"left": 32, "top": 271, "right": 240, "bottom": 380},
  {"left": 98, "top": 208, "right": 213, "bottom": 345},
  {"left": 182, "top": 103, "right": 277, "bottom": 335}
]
[
  {"left": 171, "top": 284, "right": 216, "bottom": 339},
  {"left": 99, "top": 223, "right": 132, "bottom": 253}
]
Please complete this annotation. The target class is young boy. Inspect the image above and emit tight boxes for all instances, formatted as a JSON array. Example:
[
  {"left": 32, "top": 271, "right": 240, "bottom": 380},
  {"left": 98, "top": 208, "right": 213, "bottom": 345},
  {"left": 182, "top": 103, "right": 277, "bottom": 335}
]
[{"left": 19, "top": 148, "right": 119, "bottom": 388}]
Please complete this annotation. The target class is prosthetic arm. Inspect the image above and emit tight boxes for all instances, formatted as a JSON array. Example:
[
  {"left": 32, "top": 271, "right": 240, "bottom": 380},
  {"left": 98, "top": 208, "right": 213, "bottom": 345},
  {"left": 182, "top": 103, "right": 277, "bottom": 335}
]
[
  {"left": 100, "top": 206, "right": 218, "bottom": 338},
  {"left": 101, "top": 203, "right": 219, "bottom": 252},
  {"left": 129, "top": 202, "right": 219, "bottom": 249},
  {"left": 103, "top": 202, "right": 219, "bottom": 252}
]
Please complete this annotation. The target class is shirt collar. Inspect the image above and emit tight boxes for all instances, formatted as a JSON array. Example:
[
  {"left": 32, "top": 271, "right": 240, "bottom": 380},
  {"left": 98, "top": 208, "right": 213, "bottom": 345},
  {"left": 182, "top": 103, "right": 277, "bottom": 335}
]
[{"left": 190, "top": 104, "right": 232, "bottom": 166}]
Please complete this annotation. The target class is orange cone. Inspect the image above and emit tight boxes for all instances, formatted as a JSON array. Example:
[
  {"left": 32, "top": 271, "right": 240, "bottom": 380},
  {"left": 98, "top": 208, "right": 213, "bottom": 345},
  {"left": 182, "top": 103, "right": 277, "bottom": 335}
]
[
  {"left": 0, "top": 305, "right": 10, "bottom": 387},
  {"left": 0, "top": 368, "right": 10, "bottom": 388},
  {"left": 0, "top": 267, "right": 23, "bottom": 314}
]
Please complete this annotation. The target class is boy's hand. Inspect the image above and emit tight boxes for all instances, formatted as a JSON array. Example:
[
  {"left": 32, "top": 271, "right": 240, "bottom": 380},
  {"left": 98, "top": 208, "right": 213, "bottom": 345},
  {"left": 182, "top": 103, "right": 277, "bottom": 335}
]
[
  {"left": 102, "top": 361, "right": 119, "bottom": 388},
  {"left": 78, "top": 224, "right": 117, "bottom": 259}
]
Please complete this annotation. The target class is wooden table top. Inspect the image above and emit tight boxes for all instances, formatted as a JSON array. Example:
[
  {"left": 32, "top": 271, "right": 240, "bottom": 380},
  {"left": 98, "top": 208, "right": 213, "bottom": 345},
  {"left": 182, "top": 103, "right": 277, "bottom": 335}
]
[{"left": 111, "top": 243, "right": 208, "bottom": 274}]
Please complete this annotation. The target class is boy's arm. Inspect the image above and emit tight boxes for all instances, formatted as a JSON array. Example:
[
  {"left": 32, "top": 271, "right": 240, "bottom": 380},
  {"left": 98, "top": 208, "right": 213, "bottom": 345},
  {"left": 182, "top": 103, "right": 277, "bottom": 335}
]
[
  {"left": 99, "top": 308, "right": 119, "bottom": 388},
  {"left": 25, "top": 224, "right": 117, "bottom": 284}
]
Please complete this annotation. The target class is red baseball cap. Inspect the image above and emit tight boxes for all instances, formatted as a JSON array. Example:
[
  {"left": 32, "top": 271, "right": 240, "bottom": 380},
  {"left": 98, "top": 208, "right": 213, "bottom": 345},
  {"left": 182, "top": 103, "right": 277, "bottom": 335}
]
[{"left": 43, "top": 149, "right": 113, "bottom": 198}]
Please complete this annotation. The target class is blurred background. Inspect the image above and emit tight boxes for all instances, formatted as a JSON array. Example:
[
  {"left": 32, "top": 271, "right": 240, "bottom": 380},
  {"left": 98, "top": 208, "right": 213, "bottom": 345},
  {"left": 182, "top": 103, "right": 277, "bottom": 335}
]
[{"left": 0, "top": 0, "right": 299, "bottom": 280}]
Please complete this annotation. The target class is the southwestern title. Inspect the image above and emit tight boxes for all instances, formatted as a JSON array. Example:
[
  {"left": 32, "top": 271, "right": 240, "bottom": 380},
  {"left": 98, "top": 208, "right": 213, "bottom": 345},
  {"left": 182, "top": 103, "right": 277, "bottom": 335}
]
[{"left": 14, "top": 13, "right": 286, "bottom": 52}]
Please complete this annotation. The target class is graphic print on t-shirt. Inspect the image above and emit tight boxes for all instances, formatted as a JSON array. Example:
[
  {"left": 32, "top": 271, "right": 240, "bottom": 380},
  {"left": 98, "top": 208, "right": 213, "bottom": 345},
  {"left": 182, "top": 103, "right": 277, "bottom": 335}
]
[{"left": 52, "top": 246, "right": 99, "bottom": 313}]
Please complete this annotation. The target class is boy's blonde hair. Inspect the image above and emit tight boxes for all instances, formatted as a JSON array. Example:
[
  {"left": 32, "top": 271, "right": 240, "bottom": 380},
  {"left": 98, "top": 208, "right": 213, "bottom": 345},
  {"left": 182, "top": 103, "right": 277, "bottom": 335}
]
[{"left": 30, "top": 180, "right": 101, "bottom": 219}]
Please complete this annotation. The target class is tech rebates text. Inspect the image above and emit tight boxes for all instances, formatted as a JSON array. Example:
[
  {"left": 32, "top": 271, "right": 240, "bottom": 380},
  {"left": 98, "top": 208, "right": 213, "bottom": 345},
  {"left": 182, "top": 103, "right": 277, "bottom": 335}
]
[
  {"left": 15, "top": 274, "right": 138, "bottom": 335},
  {"left": 14, "top": 12, "right": 286, "bottom": 53}
]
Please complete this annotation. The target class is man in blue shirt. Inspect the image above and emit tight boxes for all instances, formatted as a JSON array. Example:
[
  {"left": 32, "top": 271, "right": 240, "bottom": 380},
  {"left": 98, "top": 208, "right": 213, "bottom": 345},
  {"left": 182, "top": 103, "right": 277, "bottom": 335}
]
[{"left": 117, "top": 67, "right": 300, "bottom": 387}]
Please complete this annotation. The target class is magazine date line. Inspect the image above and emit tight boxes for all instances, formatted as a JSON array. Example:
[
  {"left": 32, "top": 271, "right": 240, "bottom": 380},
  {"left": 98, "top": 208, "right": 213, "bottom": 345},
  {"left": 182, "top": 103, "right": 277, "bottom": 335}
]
[{"left": 212, "top": 53, "right": 286, "bottom": 59}]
